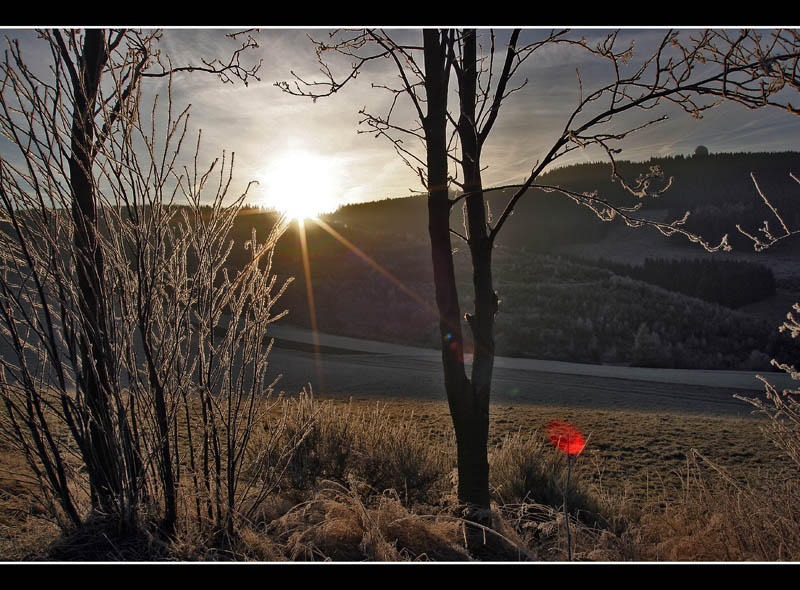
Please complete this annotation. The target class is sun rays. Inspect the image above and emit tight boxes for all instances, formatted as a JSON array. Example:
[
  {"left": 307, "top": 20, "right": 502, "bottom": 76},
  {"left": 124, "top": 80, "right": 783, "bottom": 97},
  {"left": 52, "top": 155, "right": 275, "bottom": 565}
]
[
  {"left": 260, "top": 145, "right": 455, "bottom": 390},
  {"left": 286, "top": 213, "right": 448, "bottom": 393}
]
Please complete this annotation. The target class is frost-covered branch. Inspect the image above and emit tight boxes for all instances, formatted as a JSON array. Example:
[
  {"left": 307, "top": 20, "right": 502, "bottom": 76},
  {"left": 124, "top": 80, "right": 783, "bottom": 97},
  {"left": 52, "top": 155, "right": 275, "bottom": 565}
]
[{"left": 736, "top": 172, "right": 800, "bottom": 251}]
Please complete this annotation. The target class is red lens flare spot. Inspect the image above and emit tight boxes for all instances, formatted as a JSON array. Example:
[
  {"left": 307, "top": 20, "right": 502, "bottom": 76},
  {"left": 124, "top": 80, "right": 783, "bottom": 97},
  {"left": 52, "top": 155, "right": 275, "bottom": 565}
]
[{"left": 546, "top": 420, "right": 586, "bottom": 455}]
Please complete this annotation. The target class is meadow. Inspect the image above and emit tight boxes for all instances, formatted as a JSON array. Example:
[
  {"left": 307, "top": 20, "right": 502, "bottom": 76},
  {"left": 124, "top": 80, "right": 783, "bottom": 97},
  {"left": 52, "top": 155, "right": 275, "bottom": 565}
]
[
  {"left": 2, "top": 180, "right": 800, "bottom": 562},
  {"left": 1, "top": 390, "right": 796, "bottom": 561}
]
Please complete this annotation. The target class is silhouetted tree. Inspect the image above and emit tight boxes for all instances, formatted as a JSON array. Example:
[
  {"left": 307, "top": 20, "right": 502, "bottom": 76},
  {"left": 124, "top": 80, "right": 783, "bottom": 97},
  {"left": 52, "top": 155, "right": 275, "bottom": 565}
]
[{"left": 278, "top": 28, "right": 800, "bottom": 546}]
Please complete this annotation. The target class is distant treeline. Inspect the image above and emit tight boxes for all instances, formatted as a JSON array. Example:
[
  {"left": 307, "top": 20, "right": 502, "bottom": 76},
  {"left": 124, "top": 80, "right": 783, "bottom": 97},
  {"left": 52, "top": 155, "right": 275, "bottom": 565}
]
[
  {"left": 587, "top": 256, "right": 776, "bottom": 309},
  {"left": 328, "top": 151, "right": 800, "bottom": 253},
  {"left": 490, "top": 252, "right": 796, "bottom": 370}
]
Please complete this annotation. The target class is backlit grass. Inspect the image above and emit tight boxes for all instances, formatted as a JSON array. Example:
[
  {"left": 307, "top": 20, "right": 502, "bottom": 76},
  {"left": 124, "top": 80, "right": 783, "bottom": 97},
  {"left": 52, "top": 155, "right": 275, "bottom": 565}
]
[{"left": 0, "top": 394, "right": 795, "bottom": 561}]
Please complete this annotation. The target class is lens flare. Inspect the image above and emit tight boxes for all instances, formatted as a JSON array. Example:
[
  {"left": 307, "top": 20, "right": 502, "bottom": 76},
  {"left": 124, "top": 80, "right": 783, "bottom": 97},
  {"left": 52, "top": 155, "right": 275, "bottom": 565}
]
[
  {"left": 296, "top": 218, "right": 324, "bottom": 391},
  {"left": 546, "top": 420, "right": 586, "bottom": 455}
]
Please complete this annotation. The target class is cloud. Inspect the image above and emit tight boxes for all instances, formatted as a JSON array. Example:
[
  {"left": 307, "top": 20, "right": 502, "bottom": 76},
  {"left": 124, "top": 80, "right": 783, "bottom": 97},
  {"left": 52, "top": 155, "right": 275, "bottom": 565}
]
[{"left": 3, "top": 27, "right": 800, "bottom": 211}]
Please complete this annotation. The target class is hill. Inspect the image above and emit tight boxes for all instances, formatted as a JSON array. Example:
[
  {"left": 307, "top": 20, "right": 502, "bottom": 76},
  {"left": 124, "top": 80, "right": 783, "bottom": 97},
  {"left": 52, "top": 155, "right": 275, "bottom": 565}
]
[
  {"left": 327, "top": 150, "right": 800, "bottom": 254},
  {"left": 213, "top": 151, "right": 800, "bottom": 371},
  {"left": 224, "top": 223, "right": 797, "bottom": 372}
]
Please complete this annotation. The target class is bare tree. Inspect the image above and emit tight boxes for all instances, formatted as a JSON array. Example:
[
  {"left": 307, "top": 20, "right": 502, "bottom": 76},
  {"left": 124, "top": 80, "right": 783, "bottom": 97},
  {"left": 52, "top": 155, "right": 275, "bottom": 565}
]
[
  {"left": 687, "top": 29, "right": 800, "bottom": 251},
  {"left": 0, "top": 28, "right": 305, "bottom": 538},
  {"left": 691, "top": 29, "right": 800, "bottom": 472},
  {"left": 689, "top": 29, "right": 799, "bottom": 115},
  {"left": 280, "top": 27, "right": 799, "bottom": 546}
]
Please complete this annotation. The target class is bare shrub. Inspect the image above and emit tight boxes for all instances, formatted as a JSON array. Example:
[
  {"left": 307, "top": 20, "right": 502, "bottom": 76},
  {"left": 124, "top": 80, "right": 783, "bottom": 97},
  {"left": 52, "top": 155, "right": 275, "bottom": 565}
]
[
  {"left": 0, "top": 32, "right": 293, "bottom": 538},
  {"left": 735, "top": 305, "right": 800, "bottom": 470}
]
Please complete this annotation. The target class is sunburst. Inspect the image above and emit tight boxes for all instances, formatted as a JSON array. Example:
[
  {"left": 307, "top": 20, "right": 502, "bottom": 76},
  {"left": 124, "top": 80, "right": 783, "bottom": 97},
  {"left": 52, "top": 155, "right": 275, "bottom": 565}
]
[{"left": 260, "top": 149, "right": 340, "bottom": 220}]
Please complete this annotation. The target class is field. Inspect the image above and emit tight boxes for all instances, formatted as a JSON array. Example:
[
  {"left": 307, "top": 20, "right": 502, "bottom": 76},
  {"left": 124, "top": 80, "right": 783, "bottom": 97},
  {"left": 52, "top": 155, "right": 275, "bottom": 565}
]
[
  {"left": 365, "top": 398, "right": 791, "bottom": 497},
  {"left": 2, "top": 210, "right": 799, "bottom": 561},
  {"left": 1, "top": 386, "right": 795, "bottom": 561},
  {"left": 1, "top": 294, "right": 797, "bottom": 562}
]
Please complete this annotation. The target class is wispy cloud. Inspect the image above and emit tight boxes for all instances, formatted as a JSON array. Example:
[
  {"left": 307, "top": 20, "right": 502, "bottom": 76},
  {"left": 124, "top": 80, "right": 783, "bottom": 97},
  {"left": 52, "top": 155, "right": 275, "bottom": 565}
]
[{"left": 3, "top": 28, "right": 800, "bottom": 211}]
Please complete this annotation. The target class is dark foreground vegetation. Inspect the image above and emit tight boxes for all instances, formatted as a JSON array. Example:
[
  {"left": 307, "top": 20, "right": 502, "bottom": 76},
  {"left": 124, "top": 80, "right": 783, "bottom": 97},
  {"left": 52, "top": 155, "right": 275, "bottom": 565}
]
[{"left": 2, "top": 394, "right": 799, "bottom": 561}]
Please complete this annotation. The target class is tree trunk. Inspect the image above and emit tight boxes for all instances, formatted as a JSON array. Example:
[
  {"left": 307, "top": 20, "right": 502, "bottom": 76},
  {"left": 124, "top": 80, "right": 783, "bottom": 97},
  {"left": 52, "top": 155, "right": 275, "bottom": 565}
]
[
  {"left": 67, "top": 30, "right": 148, "bottom": 526},
  {"left": 68, "top": 29, "right": 121, "bottom": 514},
  {"left": 455, "top": 29, "right": 495, "bottom": 520},
  {"left": 423, "top": 30, "right": 494, "bottom": 525},
  {"left": 423, "top": 29, "right": 466, "bottom": 397}
]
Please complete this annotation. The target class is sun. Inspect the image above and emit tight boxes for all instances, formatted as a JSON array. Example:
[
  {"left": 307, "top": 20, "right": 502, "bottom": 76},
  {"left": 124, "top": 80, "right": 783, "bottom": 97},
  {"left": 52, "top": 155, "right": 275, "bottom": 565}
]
[{"left": 260, "top": 149, "right": 341, "bottom": 220}]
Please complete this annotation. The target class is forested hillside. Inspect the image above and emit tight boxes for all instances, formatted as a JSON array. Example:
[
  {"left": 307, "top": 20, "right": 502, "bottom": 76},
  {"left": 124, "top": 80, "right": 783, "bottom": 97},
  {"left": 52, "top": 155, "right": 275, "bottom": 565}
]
[
  {"left": 91, "top": 151, "right": 799, "bottom": 371},
  {"left": 588, "top": 257, "right": 776, "bottom": 309},
  {"left": 329, "top": 150, "right": 800, "bottom": 253},
  {"left": 223, "top": 212, "right": 798, "bottom": 371}
]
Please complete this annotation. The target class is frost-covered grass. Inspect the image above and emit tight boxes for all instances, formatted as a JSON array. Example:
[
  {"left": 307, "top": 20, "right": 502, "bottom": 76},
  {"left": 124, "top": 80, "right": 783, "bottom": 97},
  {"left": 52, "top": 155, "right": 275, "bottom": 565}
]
[{"left": 2, "top": 394, "right": 796, "bottom": 561}]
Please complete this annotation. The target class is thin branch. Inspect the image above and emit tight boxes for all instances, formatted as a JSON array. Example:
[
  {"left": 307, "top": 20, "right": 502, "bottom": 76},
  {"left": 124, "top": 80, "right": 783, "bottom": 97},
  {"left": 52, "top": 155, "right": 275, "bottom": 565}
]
[{"left": 737, "top": 172, "right": 800, "bottom": 251}]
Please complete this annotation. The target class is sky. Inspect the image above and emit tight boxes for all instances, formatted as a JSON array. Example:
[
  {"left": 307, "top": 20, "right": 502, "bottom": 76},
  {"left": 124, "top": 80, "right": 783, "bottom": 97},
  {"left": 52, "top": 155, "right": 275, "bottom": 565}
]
[{"left": 3, "top": 27, "right": 800, "bottom": 215}]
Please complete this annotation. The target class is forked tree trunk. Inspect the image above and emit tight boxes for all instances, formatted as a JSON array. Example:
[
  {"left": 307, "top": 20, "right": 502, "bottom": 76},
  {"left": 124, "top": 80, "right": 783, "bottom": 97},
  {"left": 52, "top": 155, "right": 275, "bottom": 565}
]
[{"left": 423, "top": 31, "right": 494, "bottom": 525}]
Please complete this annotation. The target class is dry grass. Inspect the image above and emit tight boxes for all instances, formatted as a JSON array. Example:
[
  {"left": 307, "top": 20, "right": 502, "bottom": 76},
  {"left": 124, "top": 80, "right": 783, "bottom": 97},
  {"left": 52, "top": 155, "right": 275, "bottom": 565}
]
[
  {"left": 631, "top": 451, "right": 800, "bottom": 561},
  {"left": 1, "top": 393, "right": 798, "bottom": 561},
  {"left": 263, "top": 478, "right": 470, "bottom": 561},
  {"left": 326, "top": 398, "right": 792, "bottom": 501},
  {"left": 0, "top": 436, "right": 62, "bottom": 560},
  {"left": 257, "top": 393, "right": 451, "bottom": 506}
]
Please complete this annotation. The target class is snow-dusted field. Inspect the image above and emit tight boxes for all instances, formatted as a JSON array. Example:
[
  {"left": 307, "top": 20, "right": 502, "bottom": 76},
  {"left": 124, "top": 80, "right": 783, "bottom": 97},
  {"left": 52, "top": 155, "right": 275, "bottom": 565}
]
[
  {"left": 266, "top": 324, "right": 791, "bottom": 416},
  {"left": 1, "top": 301, "right": 786, "bottom": 418}
]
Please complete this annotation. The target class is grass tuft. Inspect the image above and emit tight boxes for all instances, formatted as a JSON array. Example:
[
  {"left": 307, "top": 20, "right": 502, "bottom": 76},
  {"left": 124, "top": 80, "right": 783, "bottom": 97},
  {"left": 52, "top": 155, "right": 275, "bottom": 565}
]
[
  {"left": 266, "top": 393, "right": 451, "bottom": 506},
  {"left": 489, "top": 429, "right": 606, "bottom": 528}
]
